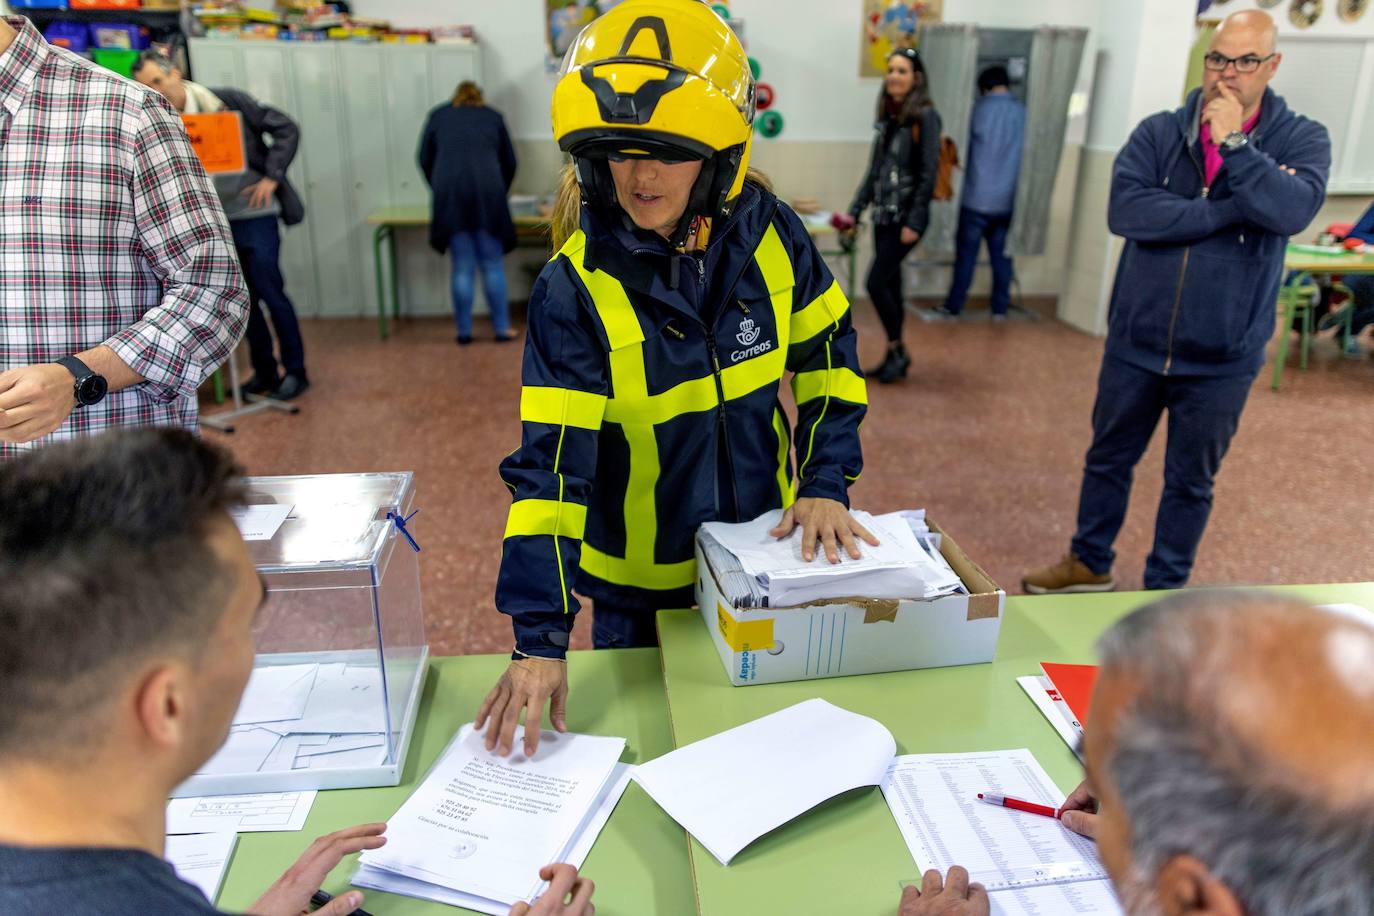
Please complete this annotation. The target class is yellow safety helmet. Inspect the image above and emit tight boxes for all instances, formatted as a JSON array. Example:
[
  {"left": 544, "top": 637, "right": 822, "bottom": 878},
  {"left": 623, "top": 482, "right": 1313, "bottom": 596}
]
[{"left": 552, "top": 0, "right": 756, "bottom": 240}]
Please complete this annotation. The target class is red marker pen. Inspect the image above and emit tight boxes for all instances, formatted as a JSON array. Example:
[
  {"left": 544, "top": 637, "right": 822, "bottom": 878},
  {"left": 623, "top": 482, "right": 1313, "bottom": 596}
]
[{"left": 976, "top": 792, "right": 1061, "bottom": 819}]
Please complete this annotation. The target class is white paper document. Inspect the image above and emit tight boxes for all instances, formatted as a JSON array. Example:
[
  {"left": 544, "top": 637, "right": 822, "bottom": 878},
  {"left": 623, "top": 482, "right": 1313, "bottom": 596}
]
[
  {"left": 198, "top": 726, "right": 283, "bottom": 775},
  {"left": 232, "top": 664, "right": 318, "bottom": 726},
  {"left": 165, "top": 832, "right": 237, "bottom": 904},
  {"left": 881, "top": 749, "right": 1122, "bottom": 915},
  {"left": 355, "top": 763, "right": 634, "bottom": 916},
  {"left": 632, "top": 698, "right": 896, "bottom": 865},
  {"left": 356, "top": 724, "right": 627, "bottom": 912},
  {"left": 166, "top": 791, "right": 317, "bottom": 834},
  {"left": 1017, "top": 675, "right": 1085, "bottom": 757},
  {"left": 229, "top": 503, "right": 292, "bottom": 541}
]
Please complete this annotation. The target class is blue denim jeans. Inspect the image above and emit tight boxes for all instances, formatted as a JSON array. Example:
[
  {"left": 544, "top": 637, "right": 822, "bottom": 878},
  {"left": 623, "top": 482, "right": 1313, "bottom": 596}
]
[
  {"left": 943, "top": 208, "right": 1013, "bottom": 315},
  {"left": 232, "top": 215, "right": 306, "bottom": 381},
  {"left": 449, "top": 230, "right": 509, "bottom": 339},
  {"left": 1070, "top": 356, "right": 1256, "bottom": 589}
]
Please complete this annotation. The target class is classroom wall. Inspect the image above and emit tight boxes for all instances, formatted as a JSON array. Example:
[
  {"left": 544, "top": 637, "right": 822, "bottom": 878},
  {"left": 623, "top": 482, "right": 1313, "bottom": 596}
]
[{"left": 346, "top": 0, "right": 1107, "bottom": 300}]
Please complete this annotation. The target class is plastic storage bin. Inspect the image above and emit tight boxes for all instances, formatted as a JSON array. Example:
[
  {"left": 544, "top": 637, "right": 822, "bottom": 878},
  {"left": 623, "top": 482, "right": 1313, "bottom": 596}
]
[
  {"left": 91, "top": 48, "right": 139, "bottom": 77},
  {"left": 44, "top": 21, "right": 90, "bottom": 52},
  {"left": 90, "top": 22, "right": 151, "bottom": 49},
  {"left": 172, "top": 471, "right": 430, "bottom": 797}
]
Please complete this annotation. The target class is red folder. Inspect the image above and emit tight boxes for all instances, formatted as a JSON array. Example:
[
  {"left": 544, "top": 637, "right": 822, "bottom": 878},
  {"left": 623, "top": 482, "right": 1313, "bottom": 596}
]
[{"left": 1040, "top": 663, "right": 1098, "bottom": 726}]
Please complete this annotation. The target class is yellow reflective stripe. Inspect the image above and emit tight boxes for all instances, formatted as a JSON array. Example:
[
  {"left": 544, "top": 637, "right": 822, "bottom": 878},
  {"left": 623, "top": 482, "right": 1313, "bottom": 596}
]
[
  {"left": 520, "top": 386, "right": 607, "bottom": 430},
  {"left": 605, "top": 346, "right": 658, "bottom": 564},
  {"left": 559, "top": 229, "right": 646, "bottom": 351},
  {"left": 791, "top": 279, "right": 849, "bottom": 344},
  {"left": 601, "top": 348, "right": 785, "bottom": 426},
  {"left": 754, "top": 224, "right": 794, "bottom": 353},
  {"left": 772, "top": 408, "right": 795, "bottom": 510},
  {"left": 722, "top": 347, "right": 785, "bottom": 401},
  {"left": 580, "top": 543, "right": 698, "bottom": 590},
  {"left": 793, "top": 366, "right": 868, "bottom": 406},
  {"left": 797, "top": 341, "right": 836, "bottom": 483},
  {"left": 503, "top": 498, "right": 587, "bottom": 540}
]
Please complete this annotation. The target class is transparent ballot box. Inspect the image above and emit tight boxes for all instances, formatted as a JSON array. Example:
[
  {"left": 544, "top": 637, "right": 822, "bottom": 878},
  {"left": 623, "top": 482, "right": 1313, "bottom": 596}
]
[{"left": 173, "top": 472, "right": 430, "bottom": 797}]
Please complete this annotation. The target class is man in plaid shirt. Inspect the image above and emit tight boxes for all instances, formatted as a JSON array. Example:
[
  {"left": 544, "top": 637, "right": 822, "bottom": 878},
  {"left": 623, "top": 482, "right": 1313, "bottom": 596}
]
[{"left": 0, "top": 17, "right": 248, "bottom": 457}]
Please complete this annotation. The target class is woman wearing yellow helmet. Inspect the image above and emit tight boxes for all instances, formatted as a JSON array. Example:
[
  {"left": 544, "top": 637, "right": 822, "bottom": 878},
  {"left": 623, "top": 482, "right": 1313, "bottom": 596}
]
[{"left": 477, "top": 0, "right": 874, "bottom": 758}]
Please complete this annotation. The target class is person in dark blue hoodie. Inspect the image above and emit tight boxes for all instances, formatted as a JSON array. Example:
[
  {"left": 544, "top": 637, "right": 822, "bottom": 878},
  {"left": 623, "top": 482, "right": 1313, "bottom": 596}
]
[{"left": 1024, "top": 10, "right": 1330, "bottom": 596}]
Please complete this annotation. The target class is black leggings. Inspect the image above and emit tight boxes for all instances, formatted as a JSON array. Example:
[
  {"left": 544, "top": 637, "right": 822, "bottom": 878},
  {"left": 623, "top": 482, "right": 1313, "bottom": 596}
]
[{"left": 865, "top": 222, "right": 918, "bottom": 343}]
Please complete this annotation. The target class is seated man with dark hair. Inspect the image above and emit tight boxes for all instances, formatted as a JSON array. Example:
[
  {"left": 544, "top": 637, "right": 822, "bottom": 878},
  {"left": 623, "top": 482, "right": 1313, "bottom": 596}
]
[
  {"left": 899, "top": 592, "right": 1374, "bottom": 915},
  {"left": 0, "top": 430, "right": 593, "bottom": 916}
]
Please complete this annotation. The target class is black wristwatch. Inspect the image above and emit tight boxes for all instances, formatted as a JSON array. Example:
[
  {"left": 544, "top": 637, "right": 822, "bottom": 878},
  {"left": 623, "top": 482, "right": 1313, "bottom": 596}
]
[{"left": 56, "top": 356, "right": 109, "bottom": 408}]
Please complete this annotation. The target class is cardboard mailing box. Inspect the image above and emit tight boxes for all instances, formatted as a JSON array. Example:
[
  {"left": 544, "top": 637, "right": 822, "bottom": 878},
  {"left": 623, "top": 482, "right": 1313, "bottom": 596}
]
[{"left": 695, "top": 519, "right": 1004, "bottom": 686}]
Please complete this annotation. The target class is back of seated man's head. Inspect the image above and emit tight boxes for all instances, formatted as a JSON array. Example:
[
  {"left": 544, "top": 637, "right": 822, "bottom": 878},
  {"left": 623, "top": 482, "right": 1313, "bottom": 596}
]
[
  {"left": 1085, "top": 592, "right": 1374, "bottom": 916},
  {"left": 0, "top": 429, "right": 256, "bottom": 785}
]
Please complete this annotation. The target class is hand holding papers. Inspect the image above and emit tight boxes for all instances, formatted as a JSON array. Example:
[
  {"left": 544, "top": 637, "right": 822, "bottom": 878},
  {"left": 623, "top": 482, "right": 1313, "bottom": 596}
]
[
  {"left": 632, "top": 699, "right": 896, "bottom": 865},
  {"left": 356, "top": 723, "right": 628, "bottom": 915}
]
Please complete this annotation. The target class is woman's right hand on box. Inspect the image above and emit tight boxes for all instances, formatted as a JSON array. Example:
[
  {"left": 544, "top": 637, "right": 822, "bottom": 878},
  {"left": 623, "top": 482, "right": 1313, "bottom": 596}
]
[{"left": 477, "top": 657, "right": 569, "bottom": 757}]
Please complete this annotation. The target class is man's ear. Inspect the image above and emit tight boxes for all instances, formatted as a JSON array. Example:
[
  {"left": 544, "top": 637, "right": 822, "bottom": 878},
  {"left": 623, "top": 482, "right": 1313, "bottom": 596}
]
[
  {"left": 1156, "top": 854, "right": 1245, "bottom": 916},
  {"left": 133, "top": 664, "right": 189, "bottom": 751}
]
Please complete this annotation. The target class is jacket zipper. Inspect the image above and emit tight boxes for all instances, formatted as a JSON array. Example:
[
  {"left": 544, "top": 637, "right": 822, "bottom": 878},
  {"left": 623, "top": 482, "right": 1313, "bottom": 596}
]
[
  {"left": 1162, "top": 248, "right": 1190, "bottom": 375},
  {"left": 1163, "top": 145, "right": 1209, "bottom": 375},
  {"left": 704, "top": 323, "right": 742, "bottom": 521}
]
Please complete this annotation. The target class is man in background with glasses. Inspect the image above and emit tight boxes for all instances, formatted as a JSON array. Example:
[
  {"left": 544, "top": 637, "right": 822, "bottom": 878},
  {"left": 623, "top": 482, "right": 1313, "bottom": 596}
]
[{"left": 1024, "top": 10, "right": 1330, "bottom": 597}]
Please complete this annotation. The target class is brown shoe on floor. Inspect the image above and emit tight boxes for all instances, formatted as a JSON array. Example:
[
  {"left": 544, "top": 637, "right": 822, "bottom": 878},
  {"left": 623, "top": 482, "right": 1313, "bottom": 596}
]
[{"left": 1022, "top": 553, "right": 1115, "bottom": 595}]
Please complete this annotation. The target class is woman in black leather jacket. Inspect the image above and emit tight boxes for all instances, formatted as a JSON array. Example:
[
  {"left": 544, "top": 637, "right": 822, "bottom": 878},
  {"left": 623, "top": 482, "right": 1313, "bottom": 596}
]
[{"left": 848, "top": 48, "right": 941, "bottom": 383}]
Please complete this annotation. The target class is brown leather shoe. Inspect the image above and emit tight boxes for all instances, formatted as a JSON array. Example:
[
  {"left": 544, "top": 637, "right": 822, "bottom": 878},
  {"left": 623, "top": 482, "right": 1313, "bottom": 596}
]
[{"left": 1022, "top": 553, "right": 1115, "bottom": 595}]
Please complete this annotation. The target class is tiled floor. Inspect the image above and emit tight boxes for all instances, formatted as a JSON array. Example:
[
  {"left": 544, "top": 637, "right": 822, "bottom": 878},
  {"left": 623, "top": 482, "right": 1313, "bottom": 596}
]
[{"left": 206, "top": 301, "right": 1374, "bottom": 656}]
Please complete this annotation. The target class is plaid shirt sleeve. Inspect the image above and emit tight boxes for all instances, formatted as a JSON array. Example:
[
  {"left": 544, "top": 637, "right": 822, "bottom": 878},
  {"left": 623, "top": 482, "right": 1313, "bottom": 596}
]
[{"left": 104, "top": 91, "right": 248, "bottom": 401}]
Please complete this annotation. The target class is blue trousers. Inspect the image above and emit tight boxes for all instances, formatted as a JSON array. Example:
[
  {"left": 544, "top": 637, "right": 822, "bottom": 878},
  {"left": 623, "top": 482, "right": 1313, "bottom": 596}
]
[
  {"left": 449, "top": 230, "right": 510, "bottom": 339},
  {"left": 1070, "top": 356, "right": 1255, "bottom": 589},
  {"left": 591, "top": 604, "right": 659, "bottom": 649},
  {"left": 944, "top": 207, "right": 1013, "bottom": 315},
  {"left": 232, "top": 216, "right": 306, "bottom": 381},
  {"left": 1346, "top": 274, "right": 1374, "bottom": 334}
]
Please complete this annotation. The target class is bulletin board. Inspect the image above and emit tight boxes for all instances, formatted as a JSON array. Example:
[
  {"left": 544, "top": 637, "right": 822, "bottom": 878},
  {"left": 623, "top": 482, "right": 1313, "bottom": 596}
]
[
  {"left": 180, "top": 111, "right": 247, "bottom": 176},
  {"left": 859, "top": 0, "right": 944, "bottom": 78}
]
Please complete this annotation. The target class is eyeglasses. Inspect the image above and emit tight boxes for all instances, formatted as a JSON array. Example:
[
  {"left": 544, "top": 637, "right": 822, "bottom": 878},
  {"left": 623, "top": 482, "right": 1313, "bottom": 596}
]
[{"left": 1203, "top": 51, "right": 1276, "bottom": 73}]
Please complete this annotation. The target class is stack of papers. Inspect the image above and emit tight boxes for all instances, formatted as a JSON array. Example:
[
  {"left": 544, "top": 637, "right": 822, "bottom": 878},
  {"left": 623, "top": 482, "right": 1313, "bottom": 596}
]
[
  {"left": 355, "top": 724, "right": 630, "bottom": 915},
  {"left": 699, "top": 509, "right": 965, "bottom": 608},
  {"left": 197, "top": 662, "right": 390, "bottom": 778},
  {"left": 882, "top": 749, "right": 1121, "bottom": 915}
]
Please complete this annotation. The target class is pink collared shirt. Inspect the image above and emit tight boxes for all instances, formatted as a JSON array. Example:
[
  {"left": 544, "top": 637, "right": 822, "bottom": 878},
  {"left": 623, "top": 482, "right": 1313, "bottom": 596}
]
[{"left": 1202, "top": 107, "right": 1261, "bottom": 187}]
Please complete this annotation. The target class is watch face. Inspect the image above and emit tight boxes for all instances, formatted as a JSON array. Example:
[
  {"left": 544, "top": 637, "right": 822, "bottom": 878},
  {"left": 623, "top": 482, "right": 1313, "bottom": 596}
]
[{"left": 78, "top": 374, "right": 109, "bottom": 406}]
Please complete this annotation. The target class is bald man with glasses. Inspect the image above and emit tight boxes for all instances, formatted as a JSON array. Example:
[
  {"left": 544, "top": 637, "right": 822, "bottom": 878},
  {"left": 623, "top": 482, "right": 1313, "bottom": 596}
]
[{"left": 1024, "top": 10, "right": 1331, "bottom": 597}]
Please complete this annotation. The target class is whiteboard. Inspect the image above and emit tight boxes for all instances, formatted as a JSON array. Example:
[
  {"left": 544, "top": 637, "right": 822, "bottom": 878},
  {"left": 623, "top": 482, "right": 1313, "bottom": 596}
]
[{"left": 1271, "top": 37, "right": 1374, "bottom": 192}]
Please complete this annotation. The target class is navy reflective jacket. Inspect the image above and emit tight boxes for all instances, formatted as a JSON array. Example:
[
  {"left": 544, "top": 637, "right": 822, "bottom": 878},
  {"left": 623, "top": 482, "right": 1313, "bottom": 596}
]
[{"left": 497, "top": 184, "right": 867, "bottom": 658}]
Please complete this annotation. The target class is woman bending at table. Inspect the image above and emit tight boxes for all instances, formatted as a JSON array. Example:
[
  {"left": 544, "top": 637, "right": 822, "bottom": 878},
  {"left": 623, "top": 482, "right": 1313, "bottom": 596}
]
[{"left": 477, "top": 0, "right": 875, "bottom": 758}]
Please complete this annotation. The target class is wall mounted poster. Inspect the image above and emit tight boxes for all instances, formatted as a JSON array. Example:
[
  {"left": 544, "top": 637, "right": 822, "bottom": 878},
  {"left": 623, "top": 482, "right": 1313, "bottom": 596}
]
[
  {"left": 860, "top": 0, "right": 944, "bottom": 77},
  {"left": 546, "top": 0, "right": 625, "bottom": 71}
]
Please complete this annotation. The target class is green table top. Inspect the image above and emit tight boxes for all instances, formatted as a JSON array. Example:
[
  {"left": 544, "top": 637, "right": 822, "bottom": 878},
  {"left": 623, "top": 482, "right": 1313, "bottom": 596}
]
[
  {"left": 215, "top": 648, "right": 692, "bottom": 916},
  {"left": 1285, "top": 244, "right": 1374, "bottom": 274},
  {"left": 655, "top": 583, "right": 1374, "bottom": 916}
]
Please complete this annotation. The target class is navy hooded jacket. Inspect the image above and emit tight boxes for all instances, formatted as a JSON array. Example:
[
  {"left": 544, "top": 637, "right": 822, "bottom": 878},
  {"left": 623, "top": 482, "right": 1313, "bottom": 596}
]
[{"left": 1104, "top": 87, "right": 1330, "bottom": 376}]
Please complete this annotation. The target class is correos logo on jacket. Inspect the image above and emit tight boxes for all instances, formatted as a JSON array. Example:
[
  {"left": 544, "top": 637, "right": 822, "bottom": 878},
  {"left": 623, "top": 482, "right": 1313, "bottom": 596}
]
[{"left": 731, "top": 315, "right": 772, "bottom": 363}]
